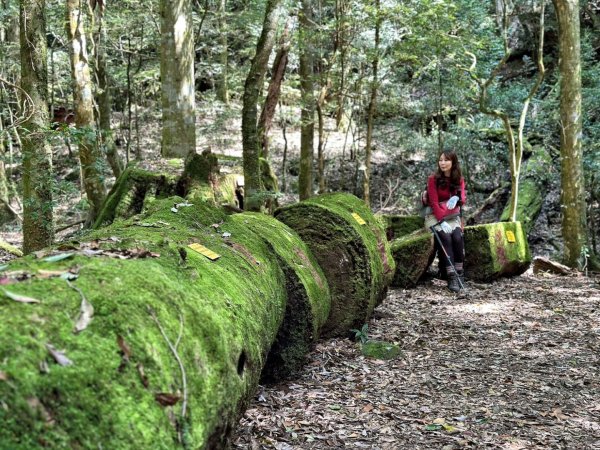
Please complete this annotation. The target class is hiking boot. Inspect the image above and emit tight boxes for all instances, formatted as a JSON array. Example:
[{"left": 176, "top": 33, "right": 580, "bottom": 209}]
[{"left": 447, "top": 274, "right": 461, "bottom": 293}]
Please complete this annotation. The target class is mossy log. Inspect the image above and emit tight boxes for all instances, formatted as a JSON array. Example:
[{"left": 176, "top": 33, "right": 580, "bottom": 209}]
[
  {"left": 381, "top": 214, "right": 424, "bottom": 240},
  {"left": 390, "top": 230, "right": 434, "bottom": 288},
  {"left": 500, "top": 146, "right": 551, "bottom": 234},
  {"left": 93, "top": 166, "right": 178, "bottom": 228},
  {"left": 464, "top": 221, "right": 531, "bottom": 281},
  {"left": 230, "top": 212, "right": 330, "bottom": 382},
  {"left": 0, "top": 198, "right": 291, "bottom": 449},
  {"left": 275, "top": 193, "right": 395, "bottom": 337},
  {"left": 94, "top": 161, "right": 243, "bottom": 229}
]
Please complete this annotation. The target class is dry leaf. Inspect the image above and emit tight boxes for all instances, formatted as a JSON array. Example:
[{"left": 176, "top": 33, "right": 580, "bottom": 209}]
[
  {"left": 73, "top": 298, "right": 94, "bottom": 333},
  {"left": 46, "top": 344, "right": 73, "bottom": 366},
  {"left": 2, "top": 289, "right": 40, "bottom": 304},
  {"left": 117, "top": 335, "right": 132, "bottom": 360},
  {"left": 137, "top": 363, "right": 149, "bottom": 388},
  {"left": 155, "top": 392, "right": 181, "bottom": 407},
  {"left": 0, "top": 370, "right": 7, "bottom": 381}
]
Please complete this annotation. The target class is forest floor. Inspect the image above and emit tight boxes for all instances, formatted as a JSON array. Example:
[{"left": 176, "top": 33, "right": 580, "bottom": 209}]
[{"left": 233, "top": 272, "right": 600, "bottom": 450}]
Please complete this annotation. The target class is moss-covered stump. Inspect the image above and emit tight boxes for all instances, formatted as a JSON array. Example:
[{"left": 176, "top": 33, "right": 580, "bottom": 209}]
[
  {"left": 464, "top": 221, "right": 531, "bottom": 281},
  {"left": 275, "top": 193, "right": 395, "bottom": 338},
  {"left": 93, "top": 166, "right": 178, "bottom": 228},
  {"left": 381, "top": 214, "right": 424, "bottom": 240},
  {"left": 0, "top": 198, "right": 288, "bottom": 449},
  {"left": 390, "top": 230, "right": 435, "bottom": 288},
  {"left": 500, "top": 147, "right": 552, "bottom": 234},
  {"left": 361, "top": 341, "right": 402, "bottom": 360},
  {"left": 231, "top": 212, "right": 330, "bottom": 382}
]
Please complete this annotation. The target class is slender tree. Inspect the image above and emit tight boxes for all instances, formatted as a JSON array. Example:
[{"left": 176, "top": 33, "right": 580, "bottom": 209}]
[
  {"left": 20, "top": 0, "right": 54, "bottom": 253},
  {"left": 553, "top": 0, "right": 587, "bottom": 267},
  {"left": 298, "top": 0, "right": 315, "bottom": 201},
  {"left": 241, "top": 0, "right": 281, "bottom": 211},
  {"left": 66, "top": 0, "right": 106, "bottom": 223},
  {"left": 160, "top": 0, "right": 196, "bottom": 157},
  {"left": 216, "top": 0, "right": 229, "bottom": 103},
  {"left": 93, "top": 0, "right": 124, "bottom": 178},
  {"left": 362, "top": 0, "right": 381, "bottom": 206}
]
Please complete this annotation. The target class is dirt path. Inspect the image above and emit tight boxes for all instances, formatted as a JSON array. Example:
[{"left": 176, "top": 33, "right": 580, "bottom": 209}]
[{"left": 233, "top": 274, "right": 600, "bottom": 449}]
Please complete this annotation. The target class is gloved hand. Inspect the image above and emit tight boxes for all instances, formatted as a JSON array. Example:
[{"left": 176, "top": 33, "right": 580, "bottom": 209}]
[
  {"left": 440, "top": 221, "right": 452, "bottom": 233},
  {"left": 446, "top": 195, "right": 460, "bottom": 209}
]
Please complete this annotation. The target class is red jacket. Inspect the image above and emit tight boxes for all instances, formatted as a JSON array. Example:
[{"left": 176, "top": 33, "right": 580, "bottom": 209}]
[{"left": 427, "top": 174, "right": 466, "bottom": 222}]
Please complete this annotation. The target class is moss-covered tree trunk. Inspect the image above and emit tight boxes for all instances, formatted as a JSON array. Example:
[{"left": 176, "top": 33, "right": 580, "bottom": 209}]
[
  {"left": 66, "top": 0, "right": 106, "bottom": 224},
  {"left": 553, "top": 0, "right": 588, "bottom": 268},
  {"left": 276, "top": 193, "right": 395, "bottom": 337},
  {"left": 93, "top": 0, "right": 123, "bottom": 178},
  {"left": 0, "top": 199, "right": 309, "bottom": 448},
  {"left": 241, "top": 0, "right": 280, "bottom": 211},
  {"left": 160, "top": 0, "right": 196, "bottom": 158},
  {"left": 298, "top": 0, "right": 315, "bottom": 201},
  {"left": 20, "top": 0, "right": 54, "bottom": 253}
]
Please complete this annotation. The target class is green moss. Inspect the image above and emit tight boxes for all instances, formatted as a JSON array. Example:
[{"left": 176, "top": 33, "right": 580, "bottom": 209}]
[
  {"left": 390, "top": 230, "right": 434, "bottom": 288},
  {"left": 361, "top": 341, "right": 402, "bottom": 360},
  {"left": 464, "top": 221, "right": 531, "bottom": 281},
  {"left": 381, "top": 215, "right": 424, "bottom": 240},
  {"left": 500, "top": 146, "right": 551, "bottom": 234},
  {"left": 229, "top": 212, "right": 330, "bottom": 382},
  {"left": 275, "top": 193, "right": 395, "bottom": 337},
  {"left": 93, "top": 167, "right": 177, "bottom": 229},
  {"left": 0, "top": 198, "right": 287, "bottom": 449}
]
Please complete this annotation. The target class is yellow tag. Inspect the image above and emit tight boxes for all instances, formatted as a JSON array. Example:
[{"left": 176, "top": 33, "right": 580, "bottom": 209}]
[
  {"left": 188, "top": 243, "right": 220, "bottom": 260},
  {"left": 506, "top": 231, "right": 516, "bottom": 243},
  {"left": 352, "top": 213, "right": 366, "bottom": 225}
]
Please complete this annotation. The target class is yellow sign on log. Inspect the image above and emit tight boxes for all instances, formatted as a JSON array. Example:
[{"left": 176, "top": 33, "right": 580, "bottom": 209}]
[
  {"left": 188, "top": 243, "right": 221, "bottom": 260},
  {"left": 352, "top": 213, "right": 366, "bottom": 225},
  {"left": 506, "top": 230, "right": 516, "bottom": 243}
]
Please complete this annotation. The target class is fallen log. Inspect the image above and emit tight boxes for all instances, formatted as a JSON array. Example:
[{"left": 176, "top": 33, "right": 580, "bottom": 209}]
[
  {"left": 532, "top": 256, "right": 572, "bottom": 275},
  {"left": 275, "top": 193, "right": 395, "bottom": 337},
  {"left": 230, "top": 212, "right": 330, "bottom": 382},
  {"left": 0, "top": 198, "right": 290, "bottom": 449},
  {"left": 390, "top": 230, "right": 434, "bottom": 288},
  {"left": 464, "top": 221, "right": 531, "bottom": 281},
  {"left": 380, "top": 214, "right": 424, "bottom": 240}
]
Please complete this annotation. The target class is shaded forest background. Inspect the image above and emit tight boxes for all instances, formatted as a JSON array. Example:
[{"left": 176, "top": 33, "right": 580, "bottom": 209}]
[{"left": 0, "top": 0, "right": 599, "bottom": 267}]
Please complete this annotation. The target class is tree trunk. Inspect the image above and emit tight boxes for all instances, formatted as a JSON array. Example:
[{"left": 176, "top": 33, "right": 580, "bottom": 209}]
[
  {"left": 241, "top": 0, "right": 280, "bottom": 211},
  {"left": 160, "top": 0, "right": 196, "bottom": 158},
  {"left": 216, "top": 0, "right": 229, "bottom": 103},
  {"left": 362, "top": 0, "right": 381, "bottom": 206},
  {"left": 20, "top": 0, "right": 54, "bottom": 253},
  {"left": 298, "top": 0, "right": 315, "bottom": 201},
  {"left": 0, "top": 118, "right": 17, "bottom": 224},
  {"left": 94, "top": 0, "right": 124, "bottom": 178},
  {"left": 258, "top": 23, "right": 289, "bottom": 160},
  {"left": 553, "top": 0, "right": 587, "bottom": 268},
  {"left": 66, "top": 0, "right": 106, "bottom": 224}
]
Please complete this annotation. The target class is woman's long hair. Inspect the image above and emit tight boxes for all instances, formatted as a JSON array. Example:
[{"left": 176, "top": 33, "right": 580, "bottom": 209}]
[{"left": 435, "top": 149, "right": 462, "bottom": 191}]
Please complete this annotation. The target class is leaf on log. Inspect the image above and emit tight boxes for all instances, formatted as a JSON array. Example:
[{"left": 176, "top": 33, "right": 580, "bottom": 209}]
[
  {"left": 43, "top": 253, "right": 75, "bottom": 263},
  {"left": 137, "top": 363, "right": 149, "bottom": 388},
  {"left": 0, "top": 370, "right": 7, "bottom": 381},
  {"left": 46, "top": 344, "right": 73, "bottom": 366},
  {"left": 2, "top": 289, "right": 41, "bottom": 304},
  {"left": 154, "top": 392, "right": 181, "bottom": 407},
  {"left": 73, "top": 298, "right": 94, "bottom": 334}
]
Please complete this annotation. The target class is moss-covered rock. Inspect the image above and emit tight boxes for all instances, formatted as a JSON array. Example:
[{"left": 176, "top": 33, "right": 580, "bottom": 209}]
[
  {"left": 229, "top": 212, "right": 330, "bottom": 382},
  {"left": 275, "top": 193, "right": 395, "bottom": 338},
  {"left": 0, "top": 198, "right": 287, "bottom": 449},
  {"left": 381, "top": 215, "right": 425, "bottom": 240},
  {"left": 390, "top": 230, "right": 435, "bottom": 288},
  {"left": 500, "top": 146, "right": 551, "bottom": 234},
  {"left": 464, "top": 221, "right": 531, "bottom": 281},
  {"left": 361, "top": 341, "right": 402, "bottom": 360}
]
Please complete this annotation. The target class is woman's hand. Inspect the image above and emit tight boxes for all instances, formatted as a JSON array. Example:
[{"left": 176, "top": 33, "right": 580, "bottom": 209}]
[
  {"left": 440, "top": 221, "right": 452, "bottom": 233},
  {"left": 446, "top": 196, "right": 459, "bottom": 209}
]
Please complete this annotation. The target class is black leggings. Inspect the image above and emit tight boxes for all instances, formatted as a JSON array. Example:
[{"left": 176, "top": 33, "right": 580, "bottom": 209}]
[{"left": 436, "top": 228, "right": 464, "bottom": 267}]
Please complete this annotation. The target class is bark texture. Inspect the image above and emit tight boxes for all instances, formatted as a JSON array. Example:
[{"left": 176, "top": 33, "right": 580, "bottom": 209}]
[
  {"left": 66, "top": 0, "right": 107, "bottom": 223},
  {"left": 241, "top": 0, "right": 280, "bottom": 211},
  {"left": 553, "top": 0, "right": 587, "bottom": 268},
  {"left": 20, "top": 0, "right": 54, "bottom": 253},
  {"left": 160, "top": 0, "right": 196, "bottom": 158}
]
